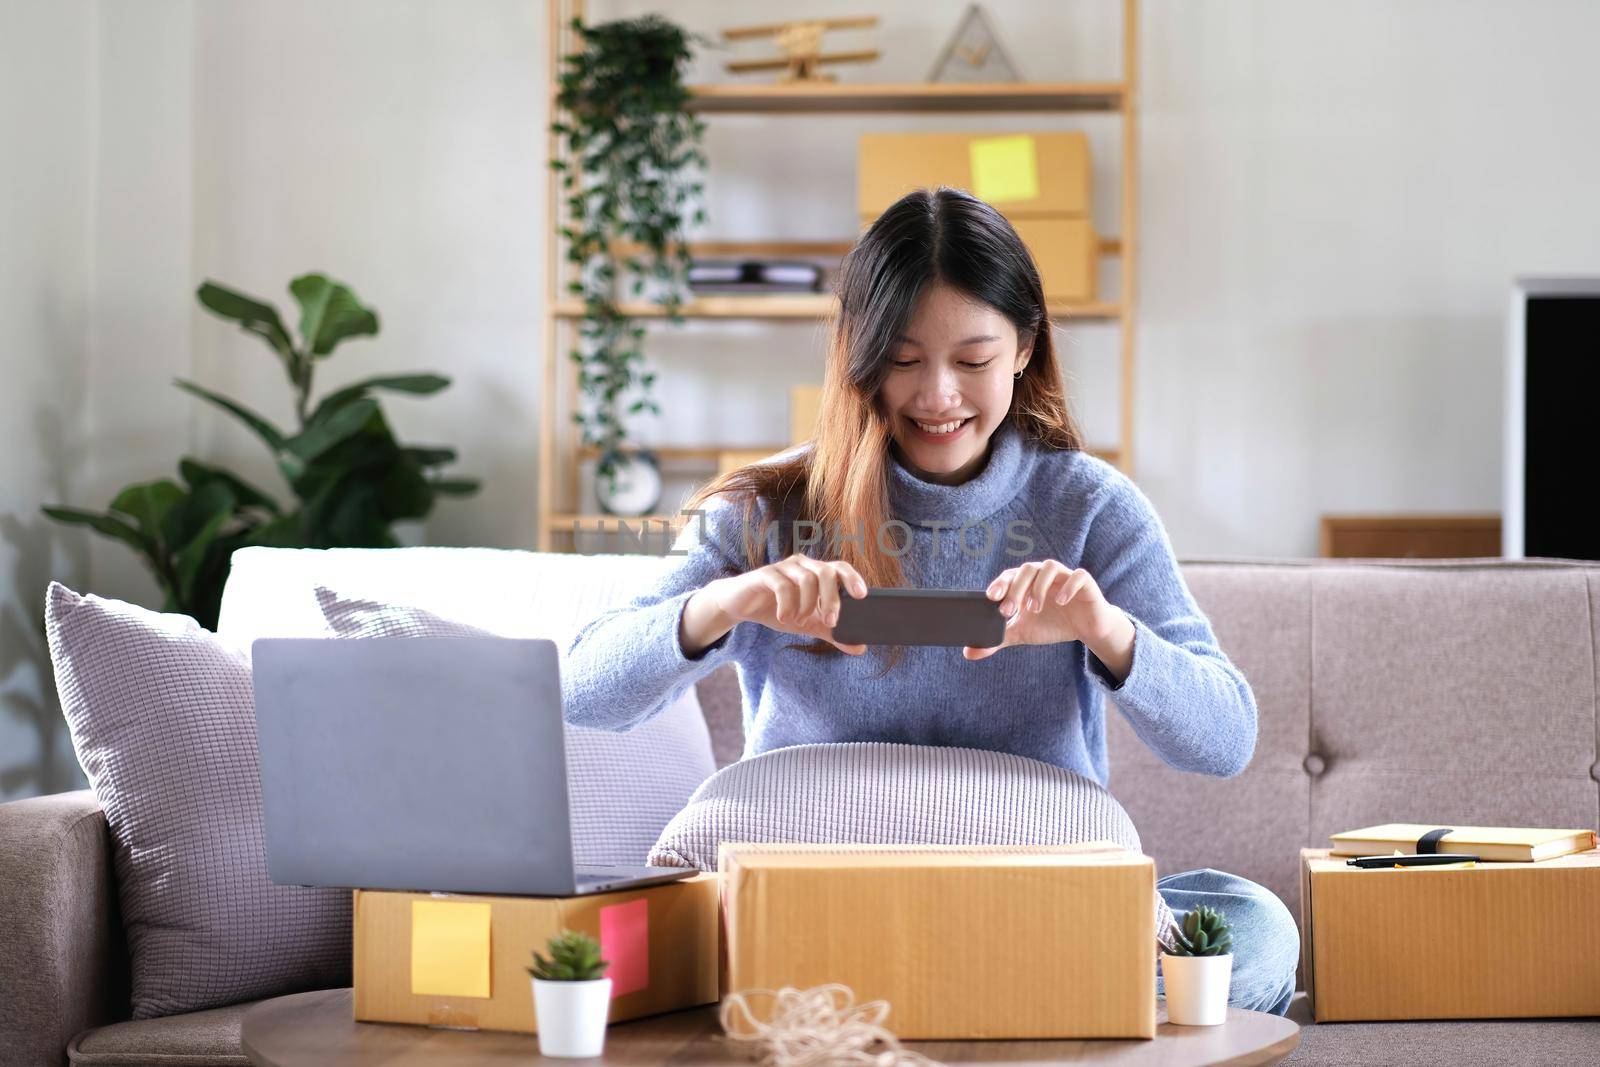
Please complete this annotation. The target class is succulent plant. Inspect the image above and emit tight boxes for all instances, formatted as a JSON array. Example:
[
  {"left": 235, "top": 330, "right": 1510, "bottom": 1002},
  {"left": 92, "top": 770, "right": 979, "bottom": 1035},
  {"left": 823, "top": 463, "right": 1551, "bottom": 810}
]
[
  {"left": 1169, "top": 905, "right": 1233, "bottom": 957},
  {"left": 527, "top": 929, "right": 610, "bottom": 982}
]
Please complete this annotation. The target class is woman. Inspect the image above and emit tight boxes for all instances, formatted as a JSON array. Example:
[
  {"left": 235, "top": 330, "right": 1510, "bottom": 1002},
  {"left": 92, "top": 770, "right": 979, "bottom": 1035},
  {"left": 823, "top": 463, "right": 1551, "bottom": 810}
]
[{"left": 563, "top": 187, "right": 1299, "bottom": 1016}]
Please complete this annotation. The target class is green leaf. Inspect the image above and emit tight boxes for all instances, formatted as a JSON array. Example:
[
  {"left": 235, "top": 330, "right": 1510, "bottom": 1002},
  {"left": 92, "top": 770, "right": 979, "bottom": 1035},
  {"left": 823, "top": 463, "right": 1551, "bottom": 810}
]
[
  {"left": 40, "top": 506, "right": 152, "bottom": 556},
  {"left": 289, "top": 273, "right": 380, "bottom": 357},
  {"left": 168, "top": 482, "right": 238, "bottom": 603},
  {"left": 282, "top": 398, "right": 379, "bottom": 467},
  {"left": 174, "top": 379, "right": 288, "bottom": 452},
  {"left": 307, "top": 373, "right": 449, "bottom": 426},
  {"left": 178, "top": 458, "right": 283, "bottom": 515},
  {"left": 196, "top": 281, "right": 295, "bottom": 361},
  {"left": 110, "top": 480, "right": 186, "bottom": 540},
  {"left": 429, "top": 478, "right": 479, "bottom": 497}
]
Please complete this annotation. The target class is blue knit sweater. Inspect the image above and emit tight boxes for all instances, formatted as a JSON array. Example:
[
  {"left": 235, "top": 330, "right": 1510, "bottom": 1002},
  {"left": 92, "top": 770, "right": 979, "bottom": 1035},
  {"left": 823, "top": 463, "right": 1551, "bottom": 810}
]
[{"left": 562, "top": 420, "right": 1258, "bottom": 786}]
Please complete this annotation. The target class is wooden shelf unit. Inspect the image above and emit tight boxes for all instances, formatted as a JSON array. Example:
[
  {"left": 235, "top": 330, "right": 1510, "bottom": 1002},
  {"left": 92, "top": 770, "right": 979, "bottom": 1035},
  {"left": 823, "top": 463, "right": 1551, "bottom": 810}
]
[{"left": 539, "top": 0, "right": 1140, "bottom": 550}]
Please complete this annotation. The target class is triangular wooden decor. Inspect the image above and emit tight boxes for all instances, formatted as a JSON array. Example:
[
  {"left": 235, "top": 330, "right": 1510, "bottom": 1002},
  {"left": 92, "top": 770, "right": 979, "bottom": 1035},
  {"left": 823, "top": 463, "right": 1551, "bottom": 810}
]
[{"left": 928, "top": 4, "right": 1024, "bottom": 83}]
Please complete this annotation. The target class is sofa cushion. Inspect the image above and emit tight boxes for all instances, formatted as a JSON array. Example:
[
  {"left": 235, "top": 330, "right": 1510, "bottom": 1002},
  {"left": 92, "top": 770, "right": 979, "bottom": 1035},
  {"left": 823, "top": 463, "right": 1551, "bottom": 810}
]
[
  {"left": 66, "top": 997, "right": 258, "bottom": 1065},
  {"left": 44, "top": 583, "right": 349, "bottom": 1021},
  {"left": 648, "top": 740, "right": 1178, "bottom": 943},
  {"left": 312, "top": 587, "right": 715, "bottom": 865}
]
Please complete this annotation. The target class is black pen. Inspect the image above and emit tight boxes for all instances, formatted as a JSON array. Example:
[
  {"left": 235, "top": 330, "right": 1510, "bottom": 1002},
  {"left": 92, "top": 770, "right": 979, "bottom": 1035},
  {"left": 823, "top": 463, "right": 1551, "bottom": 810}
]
[{"left": 1345, "top": 853, "right": 1480, "bottom": 868}]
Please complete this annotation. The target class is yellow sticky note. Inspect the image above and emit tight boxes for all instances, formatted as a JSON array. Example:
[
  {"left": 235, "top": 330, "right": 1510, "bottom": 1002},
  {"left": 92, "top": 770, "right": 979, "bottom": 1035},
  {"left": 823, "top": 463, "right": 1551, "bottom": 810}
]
[
  {"left": 969, "top": 135, "right": 1040, "bottom": 204},
  {"left": 411, "top": 900, "right": 492, "bottom": 999}
]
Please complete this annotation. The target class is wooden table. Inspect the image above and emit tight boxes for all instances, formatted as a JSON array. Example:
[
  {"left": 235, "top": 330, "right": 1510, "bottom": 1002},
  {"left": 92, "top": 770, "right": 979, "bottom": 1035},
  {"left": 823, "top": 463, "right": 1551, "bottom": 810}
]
[{"left": 242, "top": 988, "right": 1300, "bottom": 1066}]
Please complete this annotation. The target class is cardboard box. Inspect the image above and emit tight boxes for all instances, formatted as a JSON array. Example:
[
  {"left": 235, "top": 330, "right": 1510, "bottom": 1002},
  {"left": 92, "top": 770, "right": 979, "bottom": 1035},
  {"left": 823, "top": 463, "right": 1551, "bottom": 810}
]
[
  {"left": 857, "top": 132, "right": 1098, "bottom": 304},
  {"left": 720, "top": 842, "right": 1156, "bottom": 1040},
  {"left": 353, "top": 874, "right": 719, "bottom": 1034},
  {"left": 858, "top": 132, "right": 1091, "bottom": 218},
  {"left": 1300, "top": 848, "right": 1600, "bottom": 1021}
]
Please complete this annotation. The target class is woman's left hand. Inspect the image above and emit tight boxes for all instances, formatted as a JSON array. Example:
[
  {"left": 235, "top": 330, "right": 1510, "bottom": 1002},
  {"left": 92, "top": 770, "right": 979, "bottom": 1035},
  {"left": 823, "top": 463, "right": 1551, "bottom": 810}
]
[{"left": 963, "top": 559, "right": 1124, "bottom": 660}]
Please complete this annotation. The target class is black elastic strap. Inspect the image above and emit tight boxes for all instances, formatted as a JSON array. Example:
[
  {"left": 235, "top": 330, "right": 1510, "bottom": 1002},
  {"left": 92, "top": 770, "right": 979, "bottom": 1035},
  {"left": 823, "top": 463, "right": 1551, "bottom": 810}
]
[{"left": 1416, "top": 828, "right": 1453, "bottom": 853}]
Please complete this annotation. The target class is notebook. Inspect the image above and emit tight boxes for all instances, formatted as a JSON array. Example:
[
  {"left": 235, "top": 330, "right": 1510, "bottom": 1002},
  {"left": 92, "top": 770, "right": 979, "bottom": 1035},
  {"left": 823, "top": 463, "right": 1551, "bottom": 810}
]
[{"left": 1330, "top": 823, "right": 1599, "bottom": 863}]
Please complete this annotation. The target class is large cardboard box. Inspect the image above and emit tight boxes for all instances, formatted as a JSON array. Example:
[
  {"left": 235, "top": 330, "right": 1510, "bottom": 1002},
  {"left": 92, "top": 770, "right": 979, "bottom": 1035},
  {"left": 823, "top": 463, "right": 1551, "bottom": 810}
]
[
  {"left": 720, "top": 842, "right": 1157, "bottom": 1040},
  {"left": 858, "top": 132, "right": 1098, "bottom": 304},
  {"left": 353, "top": 874, "right": 719, "bottom": 1034},
  {"left": 1300, "top": 848, "right": 1600, "bottom": 1021}
]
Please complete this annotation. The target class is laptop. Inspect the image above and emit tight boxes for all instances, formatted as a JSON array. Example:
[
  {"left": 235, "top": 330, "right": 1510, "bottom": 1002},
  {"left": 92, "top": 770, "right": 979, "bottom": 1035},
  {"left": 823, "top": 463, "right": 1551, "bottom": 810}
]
[{"left": 251, "top": 635, "right": 694, "bottom": 897}]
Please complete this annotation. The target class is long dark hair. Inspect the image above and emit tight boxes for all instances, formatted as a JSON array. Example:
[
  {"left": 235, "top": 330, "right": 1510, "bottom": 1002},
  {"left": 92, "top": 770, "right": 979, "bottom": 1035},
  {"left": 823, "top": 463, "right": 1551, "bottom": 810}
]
[{"left": 681, "top": 187, "right": 1085, "bottom": 667}]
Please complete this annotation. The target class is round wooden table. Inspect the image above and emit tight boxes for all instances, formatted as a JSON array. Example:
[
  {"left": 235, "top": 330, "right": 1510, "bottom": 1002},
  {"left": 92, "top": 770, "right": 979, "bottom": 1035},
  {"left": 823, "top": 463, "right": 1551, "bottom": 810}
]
[{"left": 242, "top": 988, "right": 1299, "bottom": 1066}]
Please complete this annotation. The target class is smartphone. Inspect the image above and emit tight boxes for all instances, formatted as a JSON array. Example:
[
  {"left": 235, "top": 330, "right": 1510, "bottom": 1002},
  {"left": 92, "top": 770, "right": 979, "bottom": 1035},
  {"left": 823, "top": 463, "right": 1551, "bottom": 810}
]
[{"left": 831, "top": 588, "right": 1006, "bottom": 648}]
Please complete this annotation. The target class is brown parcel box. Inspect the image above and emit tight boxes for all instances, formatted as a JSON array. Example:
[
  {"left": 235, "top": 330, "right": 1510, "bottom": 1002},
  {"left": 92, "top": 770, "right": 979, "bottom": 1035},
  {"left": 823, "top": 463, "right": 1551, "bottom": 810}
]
[
  {"left": 720, "top": 842, "right": 1156, "bottom": 1040},
  {"left": 353, "top": 874, "right": 719, "bottom": 1034},
  {"left": 1300, "top": 848, "right": 1600, "bottom": 1021},
  {"left": 857, "top": 132, "right": 1097, "bottom": 304}
]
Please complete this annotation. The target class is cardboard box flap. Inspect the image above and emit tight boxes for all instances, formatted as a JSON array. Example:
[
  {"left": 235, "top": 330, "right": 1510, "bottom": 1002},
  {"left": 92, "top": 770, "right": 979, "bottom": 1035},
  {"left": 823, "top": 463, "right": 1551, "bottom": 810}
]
[{"left": 720, "top": 840, "right": 1148, "bottom": 872}]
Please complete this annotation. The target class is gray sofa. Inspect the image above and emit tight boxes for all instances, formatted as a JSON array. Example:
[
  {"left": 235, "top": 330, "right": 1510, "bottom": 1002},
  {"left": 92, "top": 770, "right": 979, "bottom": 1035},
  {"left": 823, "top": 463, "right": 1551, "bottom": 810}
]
[{"left": 4, "top": 555, "right": 1598, "bottom": 1065}]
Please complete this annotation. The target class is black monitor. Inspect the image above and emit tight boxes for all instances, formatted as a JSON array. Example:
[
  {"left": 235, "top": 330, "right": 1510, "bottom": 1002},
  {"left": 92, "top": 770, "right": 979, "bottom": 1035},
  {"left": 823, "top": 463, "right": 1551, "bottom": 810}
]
[{"left": 1505, "top": 278, "right": 1600, "bottom": 560}]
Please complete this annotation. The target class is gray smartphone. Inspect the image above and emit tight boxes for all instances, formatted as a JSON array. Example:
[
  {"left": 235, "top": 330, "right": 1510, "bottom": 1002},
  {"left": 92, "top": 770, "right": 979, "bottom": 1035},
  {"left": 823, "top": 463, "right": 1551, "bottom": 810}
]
[{"left": 831, "top": 588, "right": 1007, "bottom": 648}]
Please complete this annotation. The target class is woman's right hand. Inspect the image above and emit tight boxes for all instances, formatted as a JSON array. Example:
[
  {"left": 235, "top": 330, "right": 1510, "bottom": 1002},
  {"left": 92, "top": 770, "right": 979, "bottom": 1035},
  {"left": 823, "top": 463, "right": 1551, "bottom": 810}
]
[{"left": 703, "top": 554, "right": 870, "bottom": 655}]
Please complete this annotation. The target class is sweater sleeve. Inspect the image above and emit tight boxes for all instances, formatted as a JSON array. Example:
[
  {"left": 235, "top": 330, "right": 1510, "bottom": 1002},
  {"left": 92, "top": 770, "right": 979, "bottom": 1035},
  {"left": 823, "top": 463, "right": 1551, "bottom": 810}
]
[
  {"left": 1077, "top": 477, "right": 1258, "bottom": 778},
  {"left": 561, "top": 495, "right": 762, "bottom": 732}
]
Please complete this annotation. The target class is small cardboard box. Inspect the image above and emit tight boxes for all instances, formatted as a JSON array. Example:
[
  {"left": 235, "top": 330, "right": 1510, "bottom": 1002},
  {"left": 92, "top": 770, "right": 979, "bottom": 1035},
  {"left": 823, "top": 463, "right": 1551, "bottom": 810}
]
[
  {"left": 1300, "top": 847, "right": 1600, "bottom": 1021},
  {"left": 858, "top": 131, "right": 1098, "bottom": 303},
  {"left": 858, "top": 132, "right": 1091, "bottom": 218},
  {"left": 720, "top": 842, "right": 1156, "bottom": 1040},
  {"left": 353, "top": 874, "right": 719, "bottom": 1034}
]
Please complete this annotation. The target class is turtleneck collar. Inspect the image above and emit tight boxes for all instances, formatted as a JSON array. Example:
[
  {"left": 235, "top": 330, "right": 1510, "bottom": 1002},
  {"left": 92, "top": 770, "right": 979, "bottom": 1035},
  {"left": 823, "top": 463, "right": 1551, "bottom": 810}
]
[{"left": 886, "top": 418, "right": 1035, "bottom": 528}]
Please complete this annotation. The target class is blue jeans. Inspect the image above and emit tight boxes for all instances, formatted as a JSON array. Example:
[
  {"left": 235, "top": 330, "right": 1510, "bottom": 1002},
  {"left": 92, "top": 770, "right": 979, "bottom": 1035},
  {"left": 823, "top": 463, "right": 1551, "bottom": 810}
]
[{"left": 1156, "top": 868, "right": 1299, "bottom": 1017}]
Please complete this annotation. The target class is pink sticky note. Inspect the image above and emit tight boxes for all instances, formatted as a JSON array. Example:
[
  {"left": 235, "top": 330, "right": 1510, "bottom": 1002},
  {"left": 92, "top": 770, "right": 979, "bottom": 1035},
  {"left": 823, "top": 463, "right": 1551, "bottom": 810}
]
[{"left": 598, "top": 899, "right": 649, "bottom": 998}]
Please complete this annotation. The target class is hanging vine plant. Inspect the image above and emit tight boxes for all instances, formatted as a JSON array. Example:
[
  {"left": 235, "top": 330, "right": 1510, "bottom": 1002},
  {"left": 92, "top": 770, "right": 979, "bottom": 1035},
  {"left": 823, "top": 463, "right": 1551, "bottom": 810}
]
[{"left": 552, "top": 14, "right": 708, "bottom": 499}]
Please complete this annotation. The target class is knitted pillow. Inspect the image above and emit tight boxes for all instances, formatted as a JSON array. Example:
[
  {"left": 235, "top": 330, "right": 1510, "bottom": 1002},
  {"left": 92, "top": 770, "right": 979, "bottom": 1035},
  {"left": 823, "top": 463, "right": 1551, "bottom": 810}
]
[
  {"left": 312, "top": 586, "right": 715, "bottom": 866},
  {"left": 648, "top": 741, "right": 1178, "bottom": 945},
  {"left": 43, "top": 582, "right": 350, "bottom": 1019}
]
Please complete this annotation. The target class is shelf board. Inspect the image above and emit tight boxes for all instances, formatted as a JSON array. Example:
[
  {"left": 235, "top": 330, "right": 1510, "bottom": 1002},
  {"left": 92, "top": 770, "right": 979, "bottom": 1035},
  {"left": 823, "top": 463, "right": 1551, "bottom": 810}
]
[
  {"left": 688, "top": 81, "right": 1125, "bottom": 114},
  {"left": 610, "top": 237, "right": 1122, "bottom": 259},
  {"left": 554, "top": 296, "right": 1122, "bottom": 321},
  {"left": 576, "top": 444, "right": 789, "bottom": 462}
]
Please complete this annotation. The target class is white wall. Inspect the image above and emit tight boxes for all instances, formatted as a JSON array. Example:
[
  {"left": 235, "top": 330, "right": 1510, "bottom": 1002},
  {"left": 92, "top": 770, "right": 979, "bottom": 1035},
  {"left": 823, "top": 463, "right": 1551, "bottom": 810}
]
[
  {"left": 1, "top": 0, "right": 95, "bottom": 797},
  {"left": 5, "top": 0, "right": 1599, "bottom": 797}
]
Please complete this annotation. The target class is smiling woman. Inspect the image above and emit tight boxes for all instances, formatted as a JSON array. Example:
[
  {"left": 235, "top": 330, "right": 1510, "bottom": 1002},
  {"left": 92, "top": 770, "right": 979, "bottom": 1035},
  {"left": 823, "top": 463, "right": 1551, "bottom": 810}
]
[{"left": 561, "top": 187, "right": 1300, "bottom": 1018}]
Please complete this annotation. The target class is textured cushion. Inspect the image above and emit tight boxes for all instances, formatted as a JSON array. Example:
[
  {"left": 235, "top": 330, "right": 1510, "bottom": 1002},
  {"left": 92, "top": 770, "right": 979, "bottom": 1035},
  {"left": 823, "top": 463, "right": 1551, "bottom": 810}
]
[
  {"left": 648, "top": 741, "right": 1177, "bottom": 942},
  {"left": 313, "top": 587, "right": 715, "bottom": 866},
  {"left": 66, "top": 997, "right": 259, "bottom": 1065},
  {"left": 43, "top": 584, "right": 349, "bottom": 1020}
]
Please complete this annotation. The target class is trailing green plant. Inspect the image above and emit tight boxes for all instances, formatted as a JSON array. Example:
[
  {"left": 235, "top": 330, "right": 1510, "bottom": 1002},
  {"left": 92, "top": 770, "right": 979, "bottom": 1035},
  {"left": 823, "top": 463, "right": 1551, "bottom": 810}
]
[
  {"left": 527, "top": 929, "right": 610, "bottom": 982},
  {"left": 42, "top": 274, "right": 479, "bottom": 631},
  {"left": 551, "top": 13, "right": 708, "bottom": 495},
  {"left": 1169, "top": 904, "right": 1233, "bottom": 957}
]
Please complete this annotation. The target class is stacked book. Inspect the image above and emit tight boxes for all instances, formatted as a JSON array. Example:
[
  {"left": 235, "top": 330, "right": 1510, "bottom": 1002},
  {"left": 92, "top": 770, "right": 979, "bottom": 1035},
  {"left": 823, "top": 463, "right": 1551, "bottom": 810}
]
[
  {"left": 687, "top": 260, "right": 824, "bottom": 294},
  {"left": 1329, "top": 823, "right": 1598, "bottom": 862}
]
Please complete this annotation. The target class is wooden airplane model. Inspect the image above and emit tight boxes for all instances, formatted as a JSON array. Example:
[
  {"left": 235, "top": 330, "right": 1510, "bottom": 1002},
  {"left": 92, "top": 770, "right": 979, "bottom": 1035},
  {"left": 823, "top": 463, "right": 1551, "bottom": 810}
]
[{"left": 723, "top": 16, "right": 881, "bottom": 84}]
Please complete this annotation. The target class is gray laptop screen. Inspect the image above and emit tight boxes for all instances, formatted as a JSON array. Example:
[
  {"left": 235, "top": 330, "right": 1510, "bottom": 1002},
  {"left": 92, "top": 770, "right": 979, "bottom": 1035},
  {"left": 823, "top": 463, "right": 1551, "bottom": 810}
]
[{"left": 252, "top": 636, "right": 577, "bottom": 895}]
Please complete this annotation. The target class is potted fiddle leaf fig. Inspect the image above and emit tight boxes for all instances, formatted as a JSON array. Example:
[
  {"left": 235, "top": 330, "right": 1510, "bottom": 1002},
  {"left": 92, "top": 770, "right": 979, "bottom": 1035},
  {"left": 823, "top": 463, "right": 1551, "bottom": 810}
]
[
  {"left": 1161, "top": 904, "right": 1234, "bottom": 1025},
  {"left": 41, "top": 273, "right": 479, "bottom": 629},
  {"left": 527, "top": 929, "right": 612, "bottom": 1057}
]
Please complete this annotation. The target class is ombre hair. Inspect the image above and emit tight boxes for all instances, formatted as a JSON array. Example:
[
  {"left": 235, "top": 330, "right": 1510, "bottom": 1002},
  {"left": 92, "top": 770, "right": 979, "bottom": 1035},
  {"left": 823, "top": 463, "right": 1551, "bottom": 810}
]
[{"left": 680, "top": 187, "right": 1085, "bottom": 666}]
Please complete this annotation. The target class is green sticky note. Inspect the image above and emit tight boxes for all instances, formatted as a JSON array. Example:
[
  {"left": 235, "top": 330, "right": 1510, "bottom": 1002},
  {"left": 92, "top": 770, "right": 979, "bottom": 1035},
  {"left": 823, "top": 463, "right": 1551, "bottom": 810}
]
[
  {"left": 411, "top": 900, "right": 492, "bottom": 998},
  {"left": 969, "top": 135, "right": 1040, "bottom": 204}
]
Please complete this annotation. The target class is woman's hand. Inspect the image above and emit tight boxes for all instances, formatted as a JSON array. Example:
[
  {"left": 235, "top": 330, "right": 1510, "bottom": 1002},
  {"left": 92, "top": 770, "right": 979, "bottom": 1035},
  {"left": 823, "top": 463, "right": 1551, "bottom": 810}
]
[
  {"left": 703, "top": 554, "right": 870, "bottom": 655},
  {"left": 963, "top": 559, "right": 1128, "bottom": 662}
]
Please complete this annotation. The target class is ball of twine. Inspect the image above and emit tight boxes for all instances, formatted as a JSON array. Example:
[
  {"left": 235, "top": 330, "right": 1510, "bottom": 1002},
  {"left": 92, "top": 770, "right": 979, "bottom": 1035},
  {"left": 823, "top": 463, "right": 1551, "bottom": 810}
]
[{"left": 720, "top": 984, "right": 940, "bottom": 1067}]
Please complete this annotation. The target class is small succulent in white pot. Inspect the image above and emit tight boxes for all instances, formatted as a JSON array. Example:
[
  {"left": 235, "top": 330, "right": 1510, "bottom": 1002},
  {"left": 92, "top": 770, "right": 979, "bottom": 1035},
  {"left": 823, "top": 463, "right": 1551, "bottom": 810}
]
[
  {"left": 1160, "top": 905, "right": 1234, "bottom": 1026},
  {"left": 527, "top": 929, "right": 612, "bottom": 1057}
]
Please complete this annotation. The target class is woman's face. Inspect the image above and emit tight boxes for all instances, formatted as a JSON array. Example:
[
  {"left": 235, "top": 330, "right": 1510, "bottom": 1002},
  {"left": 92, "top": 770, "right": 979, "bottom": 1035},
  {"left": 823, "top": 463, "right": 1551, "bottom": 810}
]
[{"left": 878, "top": 281, "right": 1032, "bottom": 485}]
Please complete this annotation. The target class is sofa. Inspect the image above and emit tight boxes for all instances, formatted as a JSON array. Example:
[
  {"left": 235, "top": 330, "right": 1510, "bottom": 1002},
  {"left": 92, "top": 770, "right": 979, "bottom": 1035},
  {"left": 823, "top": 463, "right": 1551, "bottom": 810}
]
[{"left": 4, "top": 551, "right": 1598, "bottom": 1065}]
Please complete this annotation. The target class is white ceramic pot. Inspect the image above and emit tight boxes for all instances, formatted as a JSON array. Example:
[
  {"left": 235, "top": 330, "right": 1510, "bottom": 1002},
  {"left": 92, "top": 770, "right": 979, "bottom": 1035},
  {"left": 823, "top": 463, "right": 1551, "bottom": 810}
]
[
  {"left": 531, "top": 977, "right": 613, "bottom": 1057},
  {"left": 1161, "top": 952, "right": 1233, "bottom": 1026}
]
